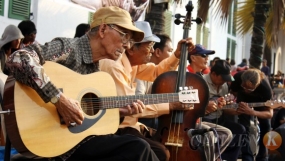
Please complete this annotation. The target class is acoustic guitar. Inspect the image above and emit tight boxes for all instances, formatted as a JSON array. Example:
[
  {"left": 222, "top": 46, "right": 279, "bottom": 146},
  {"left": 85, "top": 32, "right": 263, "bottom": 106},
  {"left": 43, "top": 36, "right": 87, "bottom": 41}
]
[{"left": 2, "top": 61, "right": 200, "bottom": 158}]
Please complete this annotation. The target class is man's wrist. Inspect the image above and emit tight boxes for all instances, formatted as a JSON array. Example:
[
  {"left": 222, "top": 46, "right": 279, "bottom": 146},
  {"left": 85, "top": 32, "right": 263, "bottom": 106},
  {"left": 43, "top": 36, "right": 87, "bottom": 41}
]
[{"left": 50, "top": 92, "right": 62, "bottom": 104}]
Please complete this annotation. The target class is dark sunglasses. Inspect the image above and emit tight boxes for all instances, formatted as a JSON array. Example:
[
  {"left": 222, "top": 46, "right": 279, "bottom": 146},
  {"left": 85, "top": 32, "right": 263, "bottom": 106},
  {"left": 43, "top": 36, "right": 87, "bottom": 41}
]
[
  {"left": 194, "top": 54, "right": 207, "bottom": 58},
  {"left": 241, "top": 84, "right": 255, "bottom": 92}
]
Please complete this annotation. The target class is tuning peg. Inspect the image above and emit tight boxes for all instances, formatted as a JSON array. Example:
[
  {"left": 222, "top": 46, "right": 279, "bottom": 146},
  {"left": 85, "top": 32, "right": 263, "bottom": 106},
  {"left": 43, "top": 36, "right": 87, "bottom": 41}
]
[
  {"left": 192, "top": 17, "right": 203, "bottom": 24},
  {"left": 174, "top": 19, "right": 183, "bottom": 25},
  {"left": 174, "top": 14, "right": 185, "bottom": 19}
]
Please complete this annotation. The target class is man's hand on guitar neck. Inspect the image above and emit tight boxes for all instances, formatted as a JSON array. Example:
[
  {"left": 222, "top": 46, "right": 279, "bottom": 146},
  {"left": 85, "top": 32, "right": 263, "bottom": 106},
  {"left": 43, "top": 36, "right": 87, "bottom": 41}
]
[
  {"left": 236, "top": 102, "right": 272, "bottom": 119},
  {"left": 236, "top": 102, "right": 255, "bottom": 115},
  {"left": 54, "top": 93, "right": 84, "bottom": 126},
  {"left": 205, "top": 97, "right": 226, "bottom": 115},
  {"left": 169, "top": 102, "right": 194, "bottom": 110},
  {"left": 119, "top": 100, "right": 145, "bottom": 117}
]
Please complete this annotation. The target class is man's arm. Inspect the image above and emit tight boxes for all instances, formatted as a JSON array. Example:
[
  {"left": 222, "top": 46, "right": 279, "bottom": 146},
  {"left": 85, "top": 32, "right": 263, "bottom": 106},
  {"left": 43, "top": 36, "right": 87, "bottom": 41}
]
[
  {"left": 136, "top": 53, "right": 179, "bottom": 82},
  {"left": 5, "top": 41, "right": 84, "bottom": 126}
]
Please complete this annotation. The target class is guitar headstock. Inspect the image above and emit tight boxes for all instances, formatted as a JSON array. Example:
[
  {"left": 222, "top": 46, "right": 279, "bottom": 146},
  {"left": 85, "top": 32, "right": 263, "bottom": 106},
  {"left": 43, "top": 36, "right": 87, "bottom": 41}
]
[
  {"left": 178, "top": 89, "right": 200, "bottom": 104},
  {"left": 224, "top": 93, "right": 235, "bottom": 105},
  {"left": 264, "top": 100, "right": 285, "bottom": 109}
]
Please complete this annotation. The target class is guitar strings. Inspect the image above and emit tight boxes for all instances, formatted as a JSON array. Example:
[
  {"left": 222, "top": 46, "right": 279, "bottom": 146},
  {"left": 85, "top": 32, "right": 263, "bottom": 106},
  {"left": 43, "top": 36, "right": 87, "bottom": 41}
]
[{"left": 79, "top": 96, "right": 181, "bottom": 109}]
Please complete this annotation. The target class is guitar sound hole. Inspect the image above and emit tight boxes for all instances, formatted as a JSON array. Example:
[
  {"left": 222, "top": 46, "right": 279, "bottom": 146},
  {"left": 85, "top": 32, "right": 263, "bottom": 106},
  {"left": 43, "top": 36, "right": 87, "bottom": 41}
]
[{"left": 81, "top": 93, "right": 99, "bottom": 116}]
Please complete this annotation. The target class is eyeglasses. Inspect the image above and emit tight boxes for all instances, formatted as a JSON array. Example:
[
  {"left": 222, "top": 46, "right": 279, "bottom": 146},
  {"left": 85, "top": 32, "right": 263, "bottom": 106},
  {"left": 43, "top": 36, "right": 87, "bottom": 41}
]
[
  {"left": 108, "top": 25, "right": 134, "bottom": 44},
  {"left": 194, "top": 54, "right": 207, "bottom": 58},
  {"left": 241, "top": 84, "right": 255, "bottom": 92}
]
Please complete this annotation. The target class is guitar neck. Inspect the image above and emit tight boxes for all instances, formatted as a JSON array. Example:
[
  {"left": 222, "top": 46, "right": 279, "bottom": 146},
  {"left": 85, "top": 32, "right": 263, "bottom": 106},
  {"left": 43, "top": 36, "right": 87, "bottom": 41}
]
[
  {"left": 100, "top": 93, "right": 179, "bottom": 109},
  {"left": 224, "top": 102, "right": 266, "bottom": 109}
]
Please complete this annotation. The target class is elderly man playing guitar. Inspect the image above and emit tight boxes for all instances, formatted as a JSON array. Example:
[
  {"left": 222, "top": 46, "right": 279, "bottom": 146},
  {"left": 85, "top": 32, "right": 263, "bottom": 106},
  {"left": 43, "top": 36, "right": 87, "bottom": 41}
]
[{"left": 4, "top": 6, "right": 160, "bottom": 161}]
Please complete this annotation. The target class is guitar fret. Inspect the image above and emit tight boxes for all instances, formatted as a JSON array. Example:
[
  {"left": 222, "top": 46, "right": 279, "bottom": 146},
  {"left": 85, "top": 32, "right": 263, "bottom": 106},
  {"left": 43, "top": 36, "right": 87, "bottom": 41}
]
[{"left": 101, "top": 93, "right": 180, "bottom": 109}]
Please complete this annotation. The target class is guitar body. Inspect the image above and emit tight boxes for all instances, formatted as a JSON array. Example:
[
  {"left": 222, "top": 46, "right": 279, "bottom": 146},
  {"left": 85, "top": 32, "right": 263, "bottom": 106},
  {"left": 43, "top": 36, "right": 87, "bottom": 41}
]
[
  {"left": 3, "top": 61, "right": 118, "bottom": 158},
  {"left": 152, "top": 71, "right": 209, "bottom": 161}
]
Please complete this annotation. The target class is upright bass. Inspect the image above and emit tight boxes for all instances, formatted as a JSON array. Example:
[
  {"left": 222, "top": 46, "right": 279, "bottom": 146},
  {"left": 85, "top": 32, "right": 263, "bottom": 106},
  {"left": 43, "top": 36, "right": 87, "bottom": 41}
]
[{"left": 152, "top": 1, "right": 209, "bottom": 161}]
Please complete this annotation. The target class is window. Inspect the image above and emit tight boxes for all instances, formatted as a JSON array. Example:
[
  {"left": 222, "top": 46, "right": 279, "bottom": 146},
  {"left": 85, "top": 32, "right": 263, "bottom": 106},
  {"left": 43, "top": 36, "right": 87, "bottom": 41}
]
[
  {"left": 8, "top": 0, "right": 31, "bottom": 20},
  {"left": 227, "top": 38, "right": 236, "bottom": 59},
  {"left": 196, "top": 25, "right": 209, "bottom": 48},
  {"left": 164, "top": 10, "right": 172, "bottom": 36},
  {"left": 0, "top": 0, "right": 4, "bottom": 16},
  {"left": 88, "top": 12, "right": 94, "bottom": 24},
  {"left": 227, "top": 0, "right": 237, "bottom": 36}
]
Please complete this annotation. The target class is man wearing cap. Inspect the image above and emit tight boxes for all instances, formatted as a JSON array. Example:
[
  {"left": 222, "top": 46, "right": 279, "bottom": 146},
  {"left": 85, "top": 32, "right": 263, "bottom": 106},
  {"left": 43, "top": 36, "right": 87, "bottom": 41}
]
[
  {"left": 229, "top": 69, "right": 273, "bottom": 161},
  {"left": 187, "top": 46, "right": 233, "bottom": 161},
  {"left": 187, "top": 44, "right": 215, "bottom": 74},
  {"left": 202, "top": 60, "right": 246, "bottom": 161},
  {"left": 6, "top": 6, "right": 160, "bottom": 161},
  {"left": 100, "top": 21, "right": 195, "bottom": 161}
]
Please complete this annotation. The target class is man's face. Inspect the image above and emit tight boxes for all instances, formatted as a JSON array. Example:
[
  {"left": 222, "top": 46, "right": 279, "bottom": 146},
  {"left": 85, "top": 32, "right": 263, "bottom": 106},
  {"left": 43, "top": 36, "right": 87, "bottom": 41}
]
[
  {"left": 191, "top": 54, "right": 209, "bottom": 71},
  {"left": 211, "top": 73, "right": 226, "bottom": 86},
  {"left": 25, "top": 31, "right": 37, "bottom": 43},
  {"left": 129, "top": 41, "right": 155, "bottom": 66},
  {"left": 158, "top": 40, "right": 173, "bottom": 62},
  {"left": 11, "top": 39, "right": 21, "bottom": 50},
  {"left": 241, "top": 81, "right": 257, "bottom": 93},
  {"left": 103, "top": 24, "right": 133, "bottom": 60}
]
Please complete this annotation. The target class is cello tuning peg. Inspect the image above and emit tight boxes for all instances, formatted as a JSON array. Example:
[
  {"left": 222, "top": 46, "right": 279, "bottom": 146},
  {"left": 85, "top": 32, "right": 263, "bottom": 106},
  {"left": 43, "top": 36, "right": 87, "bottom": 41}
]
[
  {"left": 174, "top": 19, "right": 183, "bottom": 25},
  {"left": 174, "top": 14, "right": 185, "bottom": 19},
  {"left": 192, "top": 17, "right": 203, "bottom": 24}
]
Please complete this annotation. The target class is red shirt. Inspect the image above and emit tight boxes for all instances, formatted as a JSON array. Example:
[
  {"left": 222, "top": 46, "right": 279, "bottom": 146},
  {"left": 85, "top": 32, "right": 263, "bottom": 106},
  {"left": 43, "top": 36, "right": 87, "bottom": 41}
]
[{"left": 187, "top": 65, "right": 195, "bottom": 73}]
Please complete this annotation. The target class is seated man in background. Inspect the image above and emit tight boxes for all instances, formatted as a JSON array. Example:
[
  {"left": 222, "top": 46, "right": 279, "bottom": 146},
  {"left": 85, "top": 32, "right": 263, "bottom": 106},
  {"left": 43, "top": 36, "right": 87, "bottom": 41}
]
[
  {"left": 100, "top": 21, "right": 195, "bottom": 161},
  {"left": 202, "top": 59, "right": 246, "bottom": 161},
  {"left": 135, "top": 33, "right": 173, "bottom": 134},
  {"left": 187, "top": 46, "right": 232, "bottom": 161},
  {"left": 135, "top": 33, "right": 173, "bottom": 95}
]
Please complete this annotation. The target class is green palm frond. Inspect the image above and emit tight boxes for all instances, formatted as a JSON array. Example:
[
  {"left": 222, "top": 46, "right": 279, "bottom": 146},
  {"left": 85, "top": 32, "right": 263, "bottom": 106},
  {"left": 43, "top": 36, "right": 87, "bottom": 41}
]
[
  {"left": 265, "top": 11, "right": 277, "bottom": 47},
  {"left": 236, "top": 0, "right": 254, "bottom": 35},
  {"left": 272, "top": 0, "right": 285, "bottom": 33},
  {"left": 197, "top": 0, "right": 211, "bottom": 24},
  {"left": 282, "top": 15, "right": 285, "bottom": 31},
  {"left": 211, "top": 0, "right": 234, "bottom": 25}
]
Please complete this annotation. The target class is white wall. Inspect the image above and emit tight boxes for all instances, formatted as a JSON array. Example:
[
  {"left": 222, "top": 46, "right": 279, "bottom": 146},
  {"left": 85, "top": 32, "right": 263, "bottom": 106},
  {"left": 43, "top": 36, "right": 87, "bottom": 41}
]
[
  {"left": 0, "top": 0, "right": 90, "bottom": 44},
  {"left": 34, "top": 0, "right": 90, "bottom": 44}
]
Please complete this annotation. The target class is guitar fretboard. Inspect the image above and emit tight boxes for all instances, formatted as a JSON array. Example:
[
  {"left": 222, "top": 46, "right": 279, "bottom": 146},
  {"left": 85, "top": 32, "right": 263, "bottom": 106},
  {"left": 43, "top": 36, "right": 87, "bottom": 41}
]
[
  {"left": 100, "top": 93, "right": 179, "bottom": 109},
  {"left": 224, "top": 102, "right": 265, "bottom": 109}
]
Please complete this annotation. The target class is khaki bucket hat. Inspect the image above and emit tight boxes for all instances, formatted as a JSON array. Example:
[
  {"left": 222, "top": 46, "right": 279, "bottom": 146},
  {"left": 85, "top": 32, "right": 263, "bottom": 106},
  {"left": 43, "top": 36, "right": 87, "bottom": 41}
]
[{"left": 90, "top": 6, "right": 144, "bottom": 42}]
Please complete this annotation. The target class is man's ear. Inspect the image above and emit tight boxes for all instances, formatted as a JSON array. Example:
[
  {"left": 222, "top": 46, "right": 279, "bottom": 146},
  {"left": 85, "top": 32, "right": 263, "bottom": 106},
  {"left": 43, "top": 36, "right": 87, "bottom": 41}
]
[
  {"left": 126, "top": 48, "right": 134, "bottom": 56},
  {"left": 153, "top": 48, "right": 161, "bottom": 58},
  {"left": 98, "top": 24, "right": 107, "bottom": 38},
  {"left": 190, "top": 55, "right": 196, "bottom": 62}
]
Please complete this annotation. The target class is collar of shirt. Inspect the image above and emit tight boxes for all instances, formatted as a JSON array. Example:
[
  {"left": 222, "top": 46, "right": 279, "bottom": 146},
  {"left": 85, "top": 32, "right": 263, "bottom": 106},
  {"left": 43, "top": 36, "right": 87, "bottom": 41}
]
[
  {"left": 187, "top": 65, "right": 195, "bottom": 73},
  {"left": 203, "top": 73, "right": 229, "bottom": 98},
  {"left": 121, "top": 52, "right": 133, "bottom": 77},
  {"left": 79, "top": 35, "right": 93, "bottom": 64}
]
